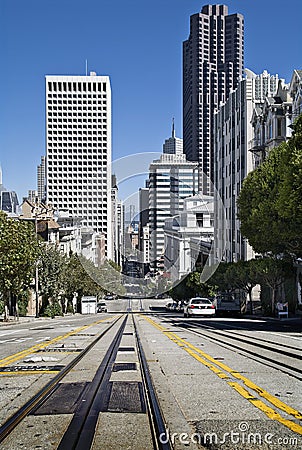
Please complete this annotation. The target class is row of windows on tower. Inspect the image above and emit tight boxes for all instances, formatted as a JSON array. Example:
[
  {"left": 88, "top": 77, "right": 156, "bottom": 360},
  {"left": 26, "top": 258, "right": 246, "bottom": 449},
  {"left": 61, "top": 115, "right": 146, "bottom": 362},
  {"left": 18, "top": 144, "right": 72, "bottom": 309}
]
[
  {"left": 48, "top": 134, "right": 106, "bottom": 140},
  {"left": 48, "top": 106, "right": 106, "bottom": 112},
  {"left": 48, "top": 128, "right": 105, "bottom": 134},
  {"left": 48, "top": 121, "right": 107, "bottom": 127},
  {"left": 48, "top": 99, "right": 106, "bottom": 104},
  {"left": 48, "top": 143, "right": 107, "bottom": 149},
  {"left": 47, "top": 82, "right": 107, "bottom": 92},
  {"left": 48, "top": 123, "right": 105, "bottom": 128},
  {"left": 48, "top": 118, "right": 106, "bottom": 125},
  {"left": 48, "top": 107, "right": 106, "bottom": 113},
  {"left": 48, "top": 93, "right": 107, "bottom": 99}
]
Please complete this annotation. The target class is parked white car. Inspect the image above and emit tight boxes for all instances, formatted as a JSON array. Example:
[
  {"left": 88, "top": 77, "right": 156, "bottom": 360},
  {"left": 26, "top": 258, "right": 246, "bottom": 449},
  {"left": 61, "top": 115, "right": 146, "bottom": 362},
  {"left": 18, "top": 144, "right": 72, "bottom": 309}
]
[{"left": 183, "top": 297, "right": 215, "bottom": 317}]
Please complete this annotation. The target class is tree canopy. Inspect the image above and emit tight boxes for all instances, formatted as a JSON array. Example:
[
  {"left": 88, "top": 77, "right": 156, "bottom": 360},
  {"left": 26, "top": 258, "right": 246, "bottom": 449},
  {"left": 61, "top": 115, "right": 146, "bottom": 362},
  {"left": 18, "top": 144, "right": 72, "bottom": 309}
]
[
  {"left": 0, "top": 212, "right": 40, "bottom": 317},
  {"left": 237, "top": 114, "right": 302, "bottom": 258}
]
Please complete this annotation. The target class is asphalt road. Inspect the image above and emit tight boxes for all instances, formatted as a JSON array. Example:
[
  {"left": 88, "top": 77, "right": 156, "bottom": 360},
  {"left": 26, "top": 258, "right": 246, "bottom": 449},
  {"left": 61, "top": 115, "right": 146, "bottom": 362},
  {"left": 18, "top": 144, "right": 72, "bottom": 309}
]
[{"left": 0, "top": 301, "right": 301, "bottom": 449}]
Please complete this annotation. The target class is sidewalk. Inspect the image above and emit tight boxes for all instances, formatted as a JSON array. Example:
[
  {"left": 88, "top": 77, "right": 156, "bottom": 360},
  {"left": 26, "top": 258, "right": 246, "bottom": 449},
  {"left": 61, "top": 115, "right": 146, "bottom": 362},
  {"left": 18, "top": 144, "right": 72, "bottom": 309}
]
[
  {"left": 0, "top": 314, "right": 72, "bottom": 326},
  {"left": 246, "top": 302, "right": 302, "bottom": 322}
]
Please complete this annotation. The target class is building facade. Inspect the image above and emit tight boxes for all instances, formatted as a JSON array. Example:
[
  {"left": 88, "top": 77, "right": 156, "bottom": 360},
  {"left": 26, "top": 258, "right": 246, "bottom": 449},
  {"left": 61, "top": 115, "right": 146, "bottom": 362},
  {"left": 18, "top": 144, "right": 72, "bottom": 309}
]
[
  {"left": 45, "top": 72, "right": 112, "bottom": 259},
  {"left": 37, "top": 156, "right": 46, "bottom": 202},
  {"left": 149, "top": 152, "right": 198, "bottom": 269},
  {"left": 138, "top": 186, "right": 150, "bottom": 269},
  {"left": 0, "top": 166, "right": 19, "bottom": 215},
  {"left": 183, "top": 4, "right": 244, "bottom": 194},
  {"left": 214, "top": 69, "right": 281, "bottom": 263},
  {"left": 289, "top": 70, "right": 302, "bottom": 120},
  {"left": 163, "top": 119, "right": 183, "bottom": 155},
  {"left": 164, "top": 194, "right": 214, "bottom": 282},
  {"left": 111, "top": 174, "right": 124, "bottom": 266},
  {"left": 250, "top": 78, "right": 292, "bottom": 168}
]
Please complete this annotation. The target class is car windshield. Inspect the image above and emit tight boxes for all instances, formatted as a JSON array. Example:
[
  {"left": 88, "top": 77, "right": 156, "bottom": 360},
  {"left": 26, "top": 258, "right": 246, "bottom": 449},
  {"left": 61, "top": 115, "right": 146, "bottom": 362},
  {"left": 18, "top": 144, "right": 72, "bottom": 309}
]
[{"left": 191, "top": 298, "right": 211, "bottom": 305}]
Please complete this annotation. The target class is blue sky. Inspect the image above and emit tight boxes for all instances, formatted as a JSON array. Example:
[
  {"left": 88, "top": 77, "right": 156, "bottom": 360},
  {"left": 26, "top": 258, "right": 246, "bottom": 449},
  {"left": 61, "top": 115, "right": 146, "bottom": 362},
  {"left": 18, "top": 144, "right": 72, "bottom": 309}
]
[{"left": 0, "top": 0, "right": 301, "bottom": 201}]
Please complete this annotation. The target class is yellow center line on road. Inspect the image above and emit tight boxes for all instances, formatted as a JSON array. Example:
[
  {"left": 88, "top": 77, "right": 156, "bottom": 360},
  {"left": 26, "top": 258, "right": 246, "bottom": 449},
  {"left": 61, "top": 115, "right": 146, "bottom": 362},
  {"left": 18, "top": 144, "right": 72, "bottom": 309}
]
[
  {"left": 141, "top": 315, "right": 302, "bottom": 434},
  {"left": 0, "top": 316, "right": 117, "bottom": 368},
  {"left": 0, "top": 370, "right": 60, "bottom": 376},
  {"left": 229, "top": 382, "right": 302, "bottom": 435}
]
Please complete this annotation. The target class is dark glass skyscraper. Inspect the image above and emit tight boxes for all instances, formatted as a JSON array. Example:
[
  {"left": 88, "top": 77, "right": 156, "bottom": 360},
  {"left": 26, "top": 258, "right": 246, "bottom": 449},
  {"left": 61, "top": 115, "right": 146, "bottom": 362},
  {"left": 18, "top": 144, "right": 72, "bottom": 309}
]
[{"left": 183, "top": 4, "right": 244, "bottom": 194}]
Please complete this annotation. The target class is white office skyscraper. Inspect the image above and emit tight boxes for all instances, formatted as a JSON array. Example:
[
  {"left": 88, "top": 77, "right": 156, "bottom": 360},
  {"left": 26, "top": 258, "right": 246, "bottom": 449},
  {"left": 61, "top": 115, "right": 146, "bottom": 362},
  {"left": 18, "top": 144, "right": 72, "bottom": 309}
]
[
  {"left": 149, "top": 154, "right": 198, "bottom": 269},
  {"left": 45, "top": 72, "right": 112, "bottom": 258}
]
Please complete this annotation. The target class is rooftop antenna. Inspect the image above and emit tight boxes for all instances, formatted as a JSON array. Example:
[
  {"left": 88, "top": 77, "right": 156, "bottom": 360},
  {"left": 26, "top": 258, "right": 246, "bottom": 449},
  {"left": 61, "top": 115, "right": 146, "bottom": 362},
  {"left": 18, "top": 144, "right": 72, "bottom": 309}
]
[
  {"left": 85, "top": 59, "right": 88, "bottom": 76},
  {"left": 172, "top": 117, "right": 175, "bottom": 138}
]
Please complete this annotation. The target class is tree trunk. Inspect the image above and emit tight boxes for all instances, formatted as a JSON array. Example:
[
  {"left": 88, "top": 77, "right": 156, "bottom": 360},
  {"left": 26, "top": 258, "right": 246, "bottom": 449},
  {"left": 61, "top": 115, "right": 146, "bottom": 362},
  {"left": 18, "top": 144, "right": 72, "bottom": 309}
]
[
  {"left": 249, "top": 289, "right": 253, "bottom": 315},
  {"left": 271, "top": 287, "right": 276, "bottom": 316},
  {"left": 3, "top": 291, "right": 10, "bottom": 321}
]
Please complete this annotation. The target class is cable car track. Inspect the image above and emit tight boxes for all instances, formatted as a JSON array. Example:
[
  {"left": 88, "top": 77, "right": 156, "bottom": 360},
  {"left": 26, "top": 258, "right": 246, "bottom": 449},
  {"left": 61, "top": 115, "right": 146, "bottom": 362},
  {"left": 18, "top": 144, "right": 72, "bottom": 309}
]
[
  {"left": 166, "top": 318, "right": 302, "bottom": 380},
  {"left": 0, "top": 314, "right": 171, "bottom": 449}
]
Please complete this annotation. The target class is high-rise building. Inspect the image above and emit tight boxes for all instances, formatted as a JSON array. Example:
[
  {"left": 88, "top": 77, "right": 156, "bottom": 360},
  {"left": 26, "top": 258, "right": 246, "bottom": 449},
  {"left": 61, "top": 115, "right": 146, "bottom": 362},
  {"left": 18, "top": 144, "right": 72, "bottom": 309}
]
[
  {"left": 214, "top": 69, "right": 281, "bottom": 263},
  {"left": 163, "top": 119, "right": 183, "bottom": 155},
  {"left": 37, "top": 156, "right": 46, "bottom": 202},
  {"left": 45, "top": 72, "right": 112, "bottom": 259},
  {"left": 0, "top": 165, "right": 19, "bottom": 215},
  {"left": 148, "top": 127, "right": 198, "bottom": 269},
  {"left": 183, "top": 4, "right": 244, "bottom": 194}
]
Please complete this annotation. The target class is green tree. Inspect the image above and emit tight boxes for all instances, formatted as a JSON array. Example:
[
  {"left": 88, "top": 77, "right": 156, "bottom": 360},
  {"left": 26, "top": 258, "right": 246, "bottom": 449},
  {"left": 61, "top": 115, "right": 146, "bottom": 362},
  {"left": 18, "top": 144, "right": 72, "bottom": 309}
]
[
  {"left": 61, "top": 254, "right": 104, "bottom": 312},
  {"left": 253, "top": 257, "right": 292, "bottom": 315},
  {"left": 0, "top": 212, "right": 40, "bottom": 319},
  {"left": 39, "top": 245, "right": 67, "bottom": 316},
  {"left": 208, "top": 262, "right": 234, "bottom": 293},
  {"left": 237, "top": 114, "right": 302, "bottom": 258},
  {"left": 225, "top": 260, "right": 259, "bottom": 314}
]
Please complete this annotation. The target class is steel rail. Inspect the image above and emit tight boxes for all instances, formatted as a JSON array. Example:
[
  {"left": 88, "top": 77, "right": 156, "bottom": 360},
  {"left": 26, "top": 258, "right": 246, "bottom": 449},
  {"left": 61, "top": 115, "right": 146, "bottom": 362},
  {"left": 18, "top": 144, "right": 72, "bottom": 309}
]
[
  {"left": 162, "top": 315, "right": 301, "bottom": 357},
  {"left": 172, "top": 321, "right": 302, "bottom": 380},
  {"left": 0, "top": 315, "right": 123, "bottom": 444},
  {"left": 57, "top": 314, "right": 128, "bottom": 450},
  {"left": 133, "top": 315, "right": 172, "bottom": 450},
  {"left": 187, "top": 320, "right": 302, "bottom": 354}
]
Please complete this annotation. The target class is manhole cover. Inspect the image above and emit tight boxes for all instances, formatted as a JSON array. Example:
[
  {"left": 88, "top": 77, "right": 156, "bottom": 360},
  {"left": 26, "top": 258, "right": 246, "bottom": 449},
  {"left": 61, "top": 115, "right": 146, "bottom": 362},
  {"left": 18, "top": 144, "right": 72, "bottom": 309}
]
[
  {"left": 118, "top": 347, "right": 135, "bottom": 352},
  {"left": 113, "top": 363, "right": 136, "bottom": 372},
  {"left": 107, "top": 381, "right": 146, "bottom": 413}
]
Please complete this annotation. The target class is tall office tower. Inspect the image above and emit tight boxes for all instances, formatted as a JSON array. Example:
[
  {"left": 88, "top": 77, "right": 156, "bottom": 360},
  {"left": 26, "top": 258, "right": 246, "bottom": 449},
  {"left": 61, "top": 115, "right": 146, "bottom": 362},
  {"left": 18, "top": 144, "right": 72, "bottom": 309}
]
[
  {"left": 183, "top": 4, "right": 244, "bottom": 194},
  {"left": 149, "top": 152, "right": 198, "bottom": 269},
  {"left": 116, "top": 200, "right": 124, "bottom": 267},
  {"left": 163, "top": 119, "right": 183, "bottom": 155},
  {"left": 214, "top": 69, "right": 280, "bottom": 263},
  {"left": 0, "top": 166, "right": 19, "bottom": 214},
  {"left": 37, "top": 156, "right": 46, "bottom": 202},
  {"left": 248, "top": 69, "right": 280, "bottom": 102},
  {"left": 45, "top": 72, "right": 112, "bottom": 259},
  {"left": 27, "top": 190, "right": 38, "bottom": 202},
  {"left": 138, "top": 186, "right": 150, "bottom": 269},
  {"left": 111, "top": 174, "right": 119, "bottom": 263}
]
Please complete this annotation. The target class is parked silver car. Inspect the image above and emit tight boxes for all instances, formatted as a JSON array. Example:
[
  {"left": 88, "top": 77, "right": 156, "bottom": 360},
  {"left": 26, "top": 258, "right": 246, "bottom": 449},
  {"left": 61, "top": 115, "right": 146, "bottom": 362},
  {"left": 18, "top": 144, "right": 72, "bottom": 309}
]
[
  {"left": 183, "top": 297, "right": 215, "bottom": 317},
  {"left": 97, "top": 302, "right": 108, "bottom": 313}
]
